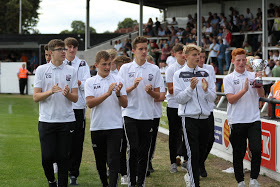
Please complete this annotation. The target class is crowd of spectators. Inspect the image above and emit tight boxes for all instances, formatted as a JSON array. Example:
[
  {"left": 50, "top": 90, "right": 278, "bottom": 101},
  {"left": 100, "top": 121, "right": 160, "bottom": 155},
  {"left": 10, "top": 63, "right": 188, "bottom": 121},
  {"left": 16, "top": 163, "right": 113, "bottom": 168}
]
[
  {"left": 0, "top": 51, "right": 39, "bottom": 73},
  {"left": 135, "top": 3, "right": 280, "bottom": 76}
]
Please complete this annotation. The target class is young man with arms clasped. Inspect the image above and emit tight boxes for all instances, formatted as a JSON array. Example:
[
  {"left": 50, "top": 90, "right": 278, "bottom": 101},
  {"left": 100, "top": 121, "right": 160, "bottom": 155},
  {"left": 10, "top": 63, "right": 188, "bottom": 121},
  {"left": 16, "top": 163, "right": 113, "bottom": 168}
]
[
  {"left": 33, "top": 39, "right": 78, "bottom": 187},
  {"left": 165, "top": 43, "right": 187, "bottom": 173},
  {"left": 173, "top": 44, "right": 216, "bottom": 187},
  {"left": 85, "top": 50, "right": 127, "bottom": 187},
  {"left": 224, "top": 48, "right": 264, "bottom": 187},
  {"left": 198, "top": 48, "right": 216, "bottom": 178},
  {"left": 63, "top": 37, "right": 91, "bottom": 185},
  {"left": 118, "top": 36, "right": 161, "bottom": 187}
]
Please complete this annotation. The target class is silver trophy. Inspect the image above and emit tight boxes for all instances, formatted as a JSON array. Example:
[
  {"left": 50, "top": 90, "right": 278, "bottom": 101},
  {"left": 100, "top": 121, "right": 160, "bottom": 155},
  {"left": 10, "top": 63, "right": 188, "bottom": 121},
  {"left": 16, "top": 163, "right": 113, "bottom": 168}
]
[{"left": 250, "top": 58, "right": 268, "bottom": 88}]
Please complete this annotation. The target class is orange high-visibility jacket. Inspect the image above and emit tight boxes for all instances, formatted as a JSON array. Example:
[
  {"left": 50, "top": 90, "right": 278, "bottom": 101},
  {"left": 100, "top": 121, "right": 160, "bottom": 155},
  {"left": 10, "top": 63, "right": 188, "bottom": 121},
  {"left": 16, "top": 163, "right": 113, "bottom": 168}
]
[
  {"left": 18, "top": 68, "right": 28, "bottom": 79},
  {"left": 270, "top": 81, "right": 280, "bottom": 117}
]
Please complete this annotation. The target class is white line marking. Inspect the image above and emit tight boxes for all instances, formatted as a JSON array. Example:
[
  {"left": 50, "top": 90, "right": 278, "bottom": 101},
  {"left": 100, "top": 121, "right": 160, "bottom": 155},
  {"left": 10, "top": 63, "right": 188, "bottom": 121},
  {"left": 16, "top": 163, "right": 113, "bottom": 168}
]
[{"left": 8, "top": 104, "right": 12, "bottom": 114}]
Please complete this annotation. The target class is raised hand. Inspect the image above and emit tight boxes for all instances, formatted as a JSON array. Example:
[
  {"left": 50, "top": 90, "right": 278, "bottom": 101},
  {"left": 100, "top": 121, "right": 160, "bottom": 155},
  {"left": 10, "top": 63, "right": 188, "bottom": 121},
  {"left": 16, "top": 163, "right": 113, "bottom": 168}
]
[
  {"left": 51, "top": 83, "right": 62, "bottom": 94},
  {"left": 190, "top": 77, "right": 198, "bottom": 90},
  {"left": 133, "top": 77, "right": 143, "bottom": 88},
  {"left": 115, "top": 82, "right": 123, "bottom": 96},
  {"left": 243, "top": 78, "right": 249, "bottom": 92},
  {"left": 107, "top": 83, "right": 117, "bottom": 96},
  {"left": 201, "top": 78, "right": 208, "bottom": 92},
  {"left": 62, "top": 85, "right": 70, "bottom": 96},
  {"left": 145, "top": 84, "right": 153, "bottom": 93}
]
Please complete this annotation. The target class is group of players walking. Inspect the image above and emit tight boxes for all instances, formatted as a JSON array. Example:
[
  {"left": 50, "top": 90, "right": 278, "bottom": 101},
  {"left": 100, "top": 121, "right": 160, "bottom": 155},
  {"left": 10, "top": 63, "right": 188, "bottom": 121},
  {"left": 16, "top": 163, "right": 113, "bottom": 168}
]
[{"left": 34, "top": 36, "right": 263, "bottom": 187}]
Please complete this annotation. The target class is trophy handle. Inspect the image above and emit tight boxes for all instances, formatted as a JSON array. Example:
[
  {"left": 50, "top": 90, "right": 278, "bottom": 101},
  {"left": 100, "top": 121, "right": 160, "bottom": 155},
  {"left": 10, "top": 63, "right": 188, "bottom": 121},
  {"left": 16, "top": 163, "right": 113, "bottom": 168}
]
[
  {"left": 263, "top": 60, "right": 268, "bottom": 69},
  {"left": 250, "top": 58, "right": 254, "bottom": 67}
]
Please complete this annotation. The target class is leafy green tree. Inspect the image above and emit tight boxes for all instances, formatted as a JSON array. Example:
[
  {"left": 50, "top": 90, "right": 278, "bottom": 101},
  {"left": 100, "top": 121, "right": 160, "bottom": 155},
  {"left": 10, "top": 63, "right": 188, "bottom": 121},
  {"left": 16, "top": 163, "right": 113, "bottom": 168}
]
[
  {"left": 60, "top": 20, "right": 96, "bottom": 34},
  {"left": 117, "top": 18, "right": 138, "bottom": 29},
  {"left": 0, "top": 0, "right": 40, "bottom": 34}
]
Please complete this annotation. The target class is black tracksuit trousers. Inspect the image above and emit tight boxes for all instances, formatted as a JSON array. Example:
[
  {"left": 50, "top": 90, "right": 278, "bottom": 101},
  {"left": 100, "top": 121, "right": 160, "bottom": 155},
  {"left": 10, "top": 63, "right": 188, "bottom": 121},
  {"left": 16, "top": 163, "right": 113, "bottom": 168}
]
[
  {"left": 38, "top": 121, "right": 74, "bottom": 187},
  {"left": 124, "top": 116, "right": 153, "bottom": 187},
  {"left": 91, "top": 129, "right": 122, "bottom": 187},
  {"left": 229, "top": 121, "right": 262, "bottom": 183}
]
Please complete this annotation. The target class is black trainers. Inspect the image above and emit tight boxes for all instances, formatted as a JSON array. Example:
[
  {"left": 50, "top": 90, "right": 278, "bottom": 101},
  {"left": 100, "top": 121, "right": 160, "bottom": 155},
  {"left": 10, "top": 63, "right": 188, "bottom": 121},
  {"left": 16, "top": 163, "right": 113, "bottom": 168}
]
[
  {"left": 199, "top": 166, "right": 207, "bottom": 178},
  {"left": 69, "top": 176, "right": 78, "bottom": 185},
  {"left": 48, "top": 180, "right": 57, "bottom": 187},
  {"left": 148, "top": 162, "right": 154, "bottom": 173}
]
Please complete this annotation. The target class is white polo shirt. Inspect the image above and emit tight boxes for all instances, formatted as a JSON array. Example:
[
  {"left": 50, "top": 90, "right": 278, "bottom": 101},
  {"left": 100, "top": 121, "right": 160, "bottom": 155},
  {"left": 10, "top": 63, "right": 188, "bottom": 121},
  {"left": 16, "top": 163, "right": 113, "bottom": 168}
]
[
  {"left": 154, "top": 75, "right": 165, "bottom": 118},
  {"left": 34, "top": 62, "right": 78, "bottom": 123},
  {"left": 202, "top": 64, "right": 216, "bottom": 111},
  {"left": 166, "top": 56, "right": 177, "bottom": 66},
  {"left": 85, "top": 73, "right": 127, "bottom": 131},
  {"left": 165, "top": 61, "right": 186, "bottom": 108},
  {"left": 110, "top": 69, "right": 119, "bottom": 75},
  {"left": 118, "top": 60, "right": 161, "bottom": 120},
  {"left": 224, "top": 70, "right": 260, "bottom": 125},
  {"left": 63, "top": 56, "right": 90, "bottom": 109}
]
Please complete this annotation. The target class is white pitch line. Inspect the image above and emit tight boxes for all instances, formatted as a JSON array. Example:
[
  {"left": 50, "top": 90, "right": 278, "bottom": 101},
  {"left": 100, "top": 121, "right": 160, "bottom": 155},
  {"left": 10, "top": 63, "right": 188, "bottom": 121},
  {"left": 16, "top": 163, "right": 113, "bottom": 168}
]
[{"left": 8, "top": 104, "right": 12, "bottom": 114}]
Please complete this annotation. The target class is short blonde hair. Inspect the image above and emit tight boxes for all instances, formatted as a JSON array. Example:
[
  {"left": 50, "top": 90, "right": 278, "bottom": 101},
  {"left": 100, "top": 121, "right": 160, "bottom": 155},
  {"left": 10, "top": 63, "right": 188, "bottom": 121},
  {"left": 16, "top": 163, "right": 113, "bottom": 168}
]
[
  {"left": 106, "top": 49, "right": 117, "bottom": 60},
  {"left": 183, "top": 44, "right": 201, "bottom": 54},
  {"left": 146, "top": 55, "right": 153, "bottom": 63}
]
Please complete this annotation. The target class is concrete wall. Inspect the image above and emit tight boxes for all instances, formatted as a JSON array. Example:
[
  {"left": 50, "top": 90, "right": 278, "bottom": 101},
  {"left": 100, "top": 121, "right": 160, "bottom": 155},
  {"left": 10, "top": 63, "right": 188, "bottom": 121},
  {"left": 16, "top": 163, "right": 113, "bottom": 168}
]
[{"left": 77, "top": 31, "right": 139, "bottom": 66}]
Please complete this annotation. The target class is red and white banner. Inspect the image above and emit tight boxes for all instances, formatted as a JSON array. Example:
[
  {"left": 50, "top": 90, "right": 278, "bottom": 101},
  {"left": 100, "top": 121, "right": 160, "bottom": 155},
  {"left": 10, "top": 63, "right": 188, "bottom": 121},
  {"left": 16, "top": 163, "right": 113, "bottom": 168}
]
[{"left": 244, "top": 121, "right": 276, "bottom": 171}]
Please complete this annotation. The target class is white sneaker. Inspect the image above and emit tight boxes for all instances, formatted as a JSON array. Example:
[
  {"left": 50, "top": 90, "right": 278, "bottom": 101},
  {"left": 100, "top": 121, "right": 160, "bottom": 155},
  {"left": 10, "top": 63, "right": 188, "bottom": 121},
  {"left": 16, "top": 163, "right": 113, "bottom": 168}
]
[
  {"left": 249, "top": 178, "right": 260, "bottom": 187},
  {"left": 53, "top": 163, "right": 58, "bottom": 174},
  {"left": 184, "top": 173, "right": 191, "bottom": 187},
  {"left": 170, "top": 163, "right": 178, "bottom": 173},
  {"left": 238, "top": 181, "right": 245, "bottom": 187},
  {"left": 121, "top": 175, "right": 128, "bottom": 185}
]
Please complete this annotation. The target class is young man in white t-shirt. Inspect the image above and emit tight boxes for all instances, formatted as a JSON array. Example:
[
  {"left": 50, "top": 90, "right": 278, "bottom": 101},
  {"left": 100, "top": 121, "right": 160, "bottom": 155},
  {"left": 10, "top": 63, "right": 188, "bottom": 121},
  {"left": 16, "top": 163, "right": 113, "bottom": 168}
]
[
  {"left": 33, "top": 39, "right": 78, "bottom": 187},
  {"left": 64, "top": 37, "right": 91, "bottom": 185},
  {"left": 114, "top": 55, "right": 132, "bottom": 185},
  {"left": 173, "top": 44, "right": 216, "bottom": 187},
  {"left": 85, "top": 51, "right": 127, "bottom": 187},
  {"left": 146, "top": 55, "right": 166, "bottom": 173},
  {"left": 118, "top": 36, "right": 161, "bottom": 187},
  {"left": 223, "top": 48, "right": 264, "bottom": 187},
  {"left": 166, "top": 49, "right": 177, "bottom": 66},
  {"left": 198, "top": 48, "right": 216, "bottom": 178},
  {"left": 165, "top": 43, "right": 187, "bottom": 173}
]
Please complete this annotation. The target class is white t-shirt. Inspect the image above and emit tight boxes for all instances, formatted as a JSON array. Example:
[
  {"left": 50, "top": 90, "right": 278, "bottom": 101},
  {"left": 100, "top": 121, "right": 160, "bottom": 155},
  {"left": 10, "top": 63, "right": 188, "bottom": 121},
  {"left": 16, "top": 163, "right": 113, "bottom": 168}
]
[
  {"left": 166, "top": 56, "right": 177, "bottom": 66},
  {"left": 263, "top": 66, "right": 272, "bottom": 85},
  {"left": 209, "top": 43, "right": 219, "bottom": 57},
  {"left": 85, "top": 73, "right": 127, "bottom": 131},
  {"left": 34, "top": 62, "right": 78, "bottom": 123},
  {"left": 110, "top": 69, "right": 119, "bottom": 75},
  {"left": 64, "top": 56, "right": 91, "bottom": 109},
  {"left": 165, "top": 61, "right": 186, "bottom": 108},
  {"left": 202, "top": 64, "right": 216, "bottom": 111},
  {"left": 154, "top": 75, "right": 165, "bottom": 118},
  {"left": 118, "top": 60, "right": 161, "bottom": 120},
  {"left": 224, "top": 70, "right": 260, "bottom": 125}
]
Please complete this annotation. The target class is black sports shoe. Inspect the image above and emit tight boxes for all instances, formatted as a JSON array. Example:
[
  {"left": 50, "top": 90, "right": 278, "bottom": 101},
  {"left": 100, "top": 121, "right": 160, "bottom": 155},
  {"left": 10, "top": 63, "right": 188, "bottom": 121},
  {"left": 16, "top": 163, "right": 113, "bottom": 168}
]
[
  {"left": 148, "top": 162, "right": 154, "bottom": 173},
  {"left": 70, "top": 176, "right": 78, "bottom": 185},
  {"left": 146, "top": 170, "right": 151, "bottom": 177},
  {"left": 199, "top": 166, "right": 207, "bottom": 178},
  {"left": 48, "top": 180, "right": 57, "bottom": 187}
]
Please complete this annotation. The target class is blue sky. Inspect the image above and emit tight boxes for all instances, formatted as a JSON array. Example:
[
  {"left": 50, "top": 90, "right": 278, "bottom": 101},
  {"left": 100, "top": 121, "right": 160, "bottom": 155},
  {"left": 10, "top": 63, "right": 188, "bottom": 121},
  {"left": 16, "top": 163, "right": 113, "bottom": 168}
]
[{"left": 36, "top": 0, "right": 162, "bottom": 33}]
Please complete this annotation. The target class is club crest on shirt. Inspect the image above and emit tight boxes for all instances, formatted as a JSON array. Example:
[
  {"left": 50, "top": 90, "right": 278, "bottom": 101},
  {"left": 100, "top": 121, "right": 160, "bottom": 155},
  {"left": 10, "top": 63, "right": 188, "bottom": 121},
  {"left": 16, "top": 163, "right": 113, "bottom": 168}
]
[
  {"left": 233, "top": 79, "right": 239, "bottom": 85},
  {"left": 148, "top": 74, "right": 154, "bottom": 81},
  {"left": 45, "top": 73, "right": 52, "bottom": 78},
  {"left": 128, "top": 72, "right": 135, "bottom": 78},
  {"left": 79, "top": 60, "right": 86, "bottom": 67},
  {"left": 66, "top": 74, "right": 71, "bottom": 81},
  {"left": 93, "top": 83, "right": 101, "bottom": 89}
]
